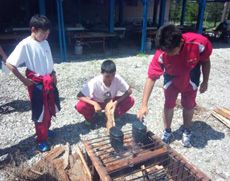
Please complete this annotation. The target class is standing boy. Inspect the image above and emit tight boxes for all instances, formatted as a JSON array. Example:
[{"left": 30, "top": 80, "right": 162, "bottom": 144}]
[
  {"left": 137, "top": 24, "right": 212, "bottom": 147},
  {"left": 6, "top": 15, "right": 60, "bottom": 152},
  {"left": 76, "top": 60, "right": 134, "bottom": 128}
]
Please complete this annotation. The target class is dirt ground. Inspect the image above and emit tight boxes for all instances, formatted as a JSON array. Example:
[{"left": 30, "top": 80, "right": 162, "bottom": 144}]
[{"left": 0, "top": 42, "right": 230, "bottom": 180}]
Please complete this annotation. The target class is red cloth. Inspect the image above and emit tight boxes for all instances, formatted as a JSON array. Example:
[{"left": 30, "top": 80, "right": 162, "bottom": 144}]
[
  {"left": 26, "top": 69, "right": 56, "bottom": 143},
  {"left": 148, "top": 32, "right": 212, "bottom": 91},
  {"left": 75, "top": 96, "right": 135, "bottom": 121}
]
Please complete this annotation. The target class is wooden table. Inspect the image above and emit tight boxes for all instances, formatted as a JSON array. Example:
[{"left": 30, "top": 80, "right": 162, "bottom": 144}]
[
  {"left": 72, "top": 32, "right": 116, "bottom": 52},
  {"left": 0, "top": 33, "right": 28, "bottom": 43}
]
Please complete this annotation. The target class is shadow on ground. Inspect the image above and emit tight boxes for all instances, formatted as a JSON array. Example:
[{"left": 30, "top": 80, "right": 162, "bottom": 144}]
[
  {"left": 0, "top": 113, "right": 138, "bottom": 164},
  {"left": 0, "top": 97, "right": 65, "bottom": 115},
  {"left": 172, "top": 120, "right": 225, "bottom": 148},
  {"left": 0, "top": 100, "right": 31, "bottom": 114}
]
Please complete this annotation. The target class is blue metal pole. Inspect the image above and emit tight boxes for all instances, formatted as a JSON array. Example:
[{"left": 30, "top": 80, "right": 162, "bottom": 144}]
[
  {"left": 158, "top": 0, "right": 166, "bottom": 28},
  {"left": 153, "top": 0, "right": 159, "bottom": 27},
  {"left": 109, "top": 0, "right": 115, "bottom": 33},
  {"left": 56, "top": 0, "right": 63, "bottom": 61},
  {"left": 59, "top": 0, "right": 67, "bottom": 61},
  {"left": 39, "top": 0, "right": 46, "bottom": 15},
  {"left": 140, "top": 0, "right": 149, "bottom": 53},
  {"left": 180, "top": 0, "right": 187, "bottom": 26},
  {"left": 197, "top": 0, "right": 206, "bottom": 34}
]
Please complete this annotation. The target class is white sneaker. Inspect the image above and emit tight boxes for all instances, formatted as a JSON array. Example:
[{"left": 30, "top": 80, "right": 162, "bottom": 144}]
[
  {"left": 182, "top": 131, "right": 192, "bottom": 147},
  {"left": 161, "top": 130, "right": 173, "bottom": 144}
]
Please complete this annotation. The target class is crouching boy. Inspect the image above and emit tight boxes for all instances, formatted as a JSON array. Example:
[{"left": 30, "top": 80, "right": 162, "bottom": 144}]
[{"left": 76, "top": 60, "right": 134, "bottom": 128}]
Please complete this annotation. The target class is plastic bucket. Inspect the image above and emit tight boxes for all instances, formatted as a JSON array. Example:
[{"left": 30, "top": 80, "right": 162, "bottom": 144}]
[
  {"left": 145, "top": 38, "right": 152, "bottom": 52},
  {"left": 74, "top": 44, "right": 83, "bottom": 55}
]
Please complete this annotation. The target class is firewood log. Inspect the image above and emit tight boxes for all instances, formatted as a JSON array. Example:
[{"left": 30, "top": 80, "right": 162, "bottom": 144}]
[{"left": 105, "top": 100, "right": 115, "bottom": 131}]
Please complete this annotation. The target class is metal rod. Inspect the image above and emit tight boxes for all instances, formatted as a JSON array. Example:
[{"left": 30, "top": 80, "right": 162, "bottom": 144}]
[
  {"left": 105, "top": 144, "right": 165, "bottom": 165},
  {"left": 103, "top": 145, "right": 165, "bottom": 165}
]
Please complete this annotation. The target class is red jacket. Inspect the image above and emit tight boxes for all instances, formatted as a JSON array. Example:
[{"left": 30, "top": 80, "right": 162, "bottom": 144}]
[{"left": 148, "top": 33, "right": 212, "bottom": 91}]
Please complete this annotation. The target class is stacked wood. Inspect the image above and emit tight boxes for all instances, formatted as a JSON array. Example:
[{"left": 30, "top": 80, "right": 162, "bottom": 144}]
[
  {"left": 212, "top": 107, "right": 230, "bottom": 128},
  {"left": 105, "top": 100, "right": 115, "bottom": 131},
  {"left": 23, "top": 144, "right": 92, "bottom": 181}
]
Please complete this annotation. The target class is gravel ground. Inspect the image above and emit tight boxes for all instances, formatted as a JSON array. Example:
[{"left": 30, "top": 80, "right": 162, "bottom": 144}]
[{"left": 0, "top": 44, "right": 230, "bottom": 180}]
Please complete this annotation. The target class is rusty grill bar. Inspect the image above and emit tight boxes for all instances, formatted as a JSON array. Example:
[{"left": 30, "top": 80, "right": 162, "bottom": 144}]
[{"left": 83, "top": 130, "right": 210, "bottom": 181}]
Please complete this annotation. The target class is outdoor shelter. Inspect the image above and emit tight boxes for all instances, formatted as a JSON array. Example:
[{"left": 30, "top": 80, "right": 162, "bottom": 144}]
[{"left": 0, "top": 0, "right": 229, "bottom": 62}]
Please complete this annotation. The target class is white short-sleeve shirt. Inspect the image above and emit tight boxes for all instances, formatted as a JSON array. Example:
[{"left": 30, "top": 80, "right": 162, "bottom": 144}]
[
  {"left": 6, "top": 36, "right": 54, "bottom": 76},
  {"left": 81, "top": 74, "right": 129, "bottom": 103}
]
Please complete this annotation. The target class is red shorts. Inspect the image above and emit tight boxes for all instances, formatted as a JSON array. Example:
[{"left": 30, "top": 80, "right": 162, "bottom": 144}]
[{"left": 164, "top": 84, "right": 197, "bottom": 109}]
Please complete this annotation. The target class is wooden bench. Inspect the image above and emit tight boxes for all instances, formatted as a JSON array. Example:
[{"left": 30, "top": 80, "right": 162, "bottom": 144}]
[{"left": 72, "top": 32, "right": 116, "bottom": 52}]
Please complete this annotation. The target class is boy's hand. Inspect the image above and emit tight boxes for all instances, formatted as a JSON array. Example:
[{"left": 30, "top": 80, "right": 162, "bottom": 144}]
[
  {"left": 199, "top": 81, "right": 208, "bottom": 93},
  {"left": 93, "top": 102, "right": 102, "bottom": 112},
  {"left": 137, "top": 106, "right": 148, "bottom": 121},
  {"left": 52, "top": 74, "right": 57, "bottom": 85},
  {"left": 23, "top": 78, "right": 35, "bottom": 87},
  {"left": 111, "top": 100, "right": 118, "bottom": 111}
]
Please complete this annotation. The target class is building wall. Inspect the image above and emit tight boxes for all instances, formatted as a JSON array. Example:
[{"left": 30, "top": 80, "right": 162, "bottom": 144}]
[{"left": 121, "top": 0, "right": 170, "bottom": 24}]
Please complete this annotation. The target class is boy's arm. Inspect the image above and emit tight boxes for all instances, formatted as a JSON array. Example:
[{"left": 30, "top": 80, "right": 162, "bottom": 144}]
[
  {"left": 113, "top": 87, "right": 132, "bottom": 106},
  {"left": 137, "top": 50, "right": 163, "bottom": 120},
  {"left": 0, "top": 46, "right": 7, "bottom": 62},
  {"left": 6, "top": 62, "right": 34, "bottom": 86},
  {"left": 200, "top": 59, "right": 211, "bottom": 93},
  {"left": 77, "top": 92, "right": 102, "bottom": 112},
  {"left": 51, "top": 70, "right": 57, "bottom": 85},
  {"left": 137, "top": 78, "right": 156, "bottom": 120}
]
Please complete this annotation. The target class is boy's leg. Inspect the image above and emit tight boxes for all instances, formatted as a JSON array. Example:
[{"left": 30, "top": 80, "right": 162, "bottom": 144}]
[
  {"left": 181, "top": 86, "right": 197, "bottom": 128},
  {"left": 75, "top": 100, "right": 95, "bottom": 121},
  {"left": 35, "top": 109, "right": 52, "bottom": 143},
  {"left": 181, "top": 86, "right": 197, "bottom": 147},
  {"left": 162, "top": 85, "right": 179, "bottom": 143},
  {"left": 114, "top": 96, "right": 134, "bottom": 117},
  {"left": 163, "top": 107, "right": 174, "bottom": 129},
  {"left": 35, "top": 122, "right": 48, "bottom": 143},
  {"left": 164, "top": 85, "right": 179, "bottom": 129}
]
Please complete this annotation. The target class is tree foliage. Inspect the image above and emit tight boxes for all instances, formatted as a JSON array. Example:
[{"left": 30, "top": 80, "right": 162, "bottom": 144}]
[{"left": 169, "top": 0, "right": 226, "bottom": 28}]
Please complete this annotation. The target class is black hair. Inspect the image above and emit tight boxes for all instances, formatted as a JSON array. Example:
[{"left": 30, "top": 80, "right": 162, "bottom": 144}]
[
  {"left": 29, "top": 15, "right": 51, "bottom": 31},
  {"left": 155, "top": 24, "right": 182, "bottom": 51},
  {"left": 101, "top": 60, "right": 116, "bottom": 74}
]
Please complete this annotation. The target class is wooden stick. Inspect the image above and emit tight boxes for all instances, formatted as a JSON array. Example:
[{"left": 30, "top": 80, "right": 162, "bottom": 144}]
[
  {"left": 214, "top": 108, "right": 230, "bottom": 119},
  {"left": 106, "top": 147, "right": 168, "bottom": 173},
  {"left": 83, "top": 141, "right": 112, "bottom": 181},
  {"left": 105, "top": 100, "right": 115, "bottom": 131},
  {"left": 212, "top": 111, "right": 230, "bottom": 128},
  {"left": 44, "top": 146, "right": 65, "bottom": 162},
  {"left": 30, "top": 169, "right": 43, "bottom": 175},
  {"left": 76, "top": 146, "right": 92, "bottom": 181},
  {"left": 223, "top": 107, "right": 230, "bottom": 115},
  {"left": 63, "top": 143, "right": 70, "bottom": 170}
]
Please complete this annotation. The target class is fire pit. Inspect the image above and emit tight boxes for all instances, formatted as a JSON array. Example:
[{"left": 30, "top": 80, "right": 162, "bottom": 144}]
[{"left": 83, "top": 130, "right": 210, "bottom": 181}]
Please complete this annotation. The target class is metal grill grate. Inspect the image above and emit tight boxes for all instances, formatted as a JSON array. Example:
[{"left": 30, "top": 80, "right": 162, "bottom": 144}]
[{"left": 83, "top": 130, "right": 210, "bottom": 181}]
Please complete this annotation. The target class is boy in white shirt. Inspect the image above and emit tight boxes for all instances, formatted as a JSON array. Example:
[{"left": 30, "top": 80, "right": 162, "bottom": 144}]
[
  {"left": 6, "top": 15, "right": 60, "bottom": 152},
  {"left": 76, "top": 60, "right": 134, "bottom": 127}
]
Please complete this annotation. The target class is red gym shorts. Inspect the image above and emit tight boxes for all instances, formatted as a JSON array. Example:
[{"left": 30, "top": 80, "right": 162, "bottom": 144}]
[{"left": 164, "top": 84, "right": 197, "bottom": 109}]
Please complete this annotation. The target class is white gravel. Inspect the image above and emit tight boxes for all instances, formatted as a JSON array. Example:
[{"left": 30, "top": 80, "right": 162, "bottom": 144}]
[{"left": 0, "top": 44, "right": 230, "bottom": 180}]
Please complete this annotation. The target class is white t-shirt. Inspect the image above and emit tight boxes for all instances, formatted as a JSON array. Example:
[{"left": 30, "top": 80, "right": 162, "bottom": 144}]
[
  {"left": 7, "top": 36, "right": 54, "bottom": 76},
  {"left": 81, "top": 74, "right": 129, "bottom": 103}
]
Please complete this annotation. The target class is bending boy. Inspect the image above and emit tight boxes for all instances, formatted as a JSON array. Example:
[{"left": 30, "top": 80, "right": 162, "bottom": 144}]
[{"left": 137, "top": 24, "right": 212, "bottom": 147}]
